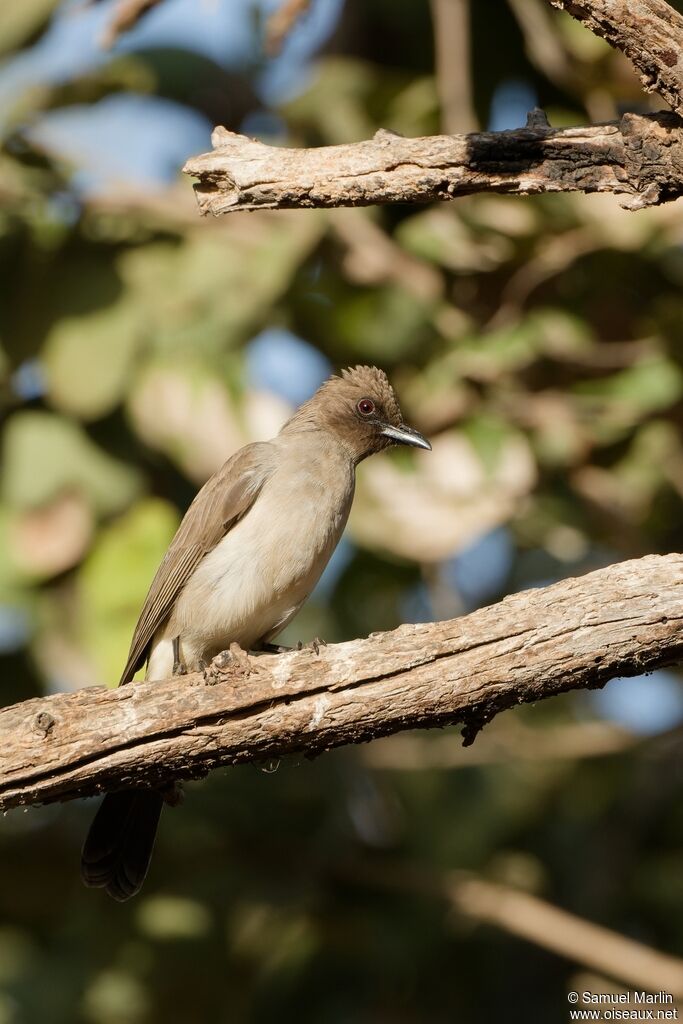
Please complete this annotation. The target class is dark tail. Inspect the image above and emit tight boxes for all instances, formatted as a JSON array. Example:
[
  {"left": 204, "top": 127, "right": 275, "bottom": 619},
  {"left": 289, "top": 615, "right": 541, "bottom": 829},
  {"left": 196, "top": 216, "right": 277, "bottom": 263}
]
[{"left": 81, "top": 790, "right": 163, "bottom": 902}]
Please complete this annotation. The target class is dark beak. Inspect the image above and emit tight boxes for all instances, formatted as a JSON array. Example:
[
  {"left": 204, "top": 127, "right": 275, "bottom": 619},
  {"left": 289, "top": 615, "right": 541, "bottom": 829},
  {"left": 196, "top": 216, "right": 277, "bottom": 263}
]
[{"left": 380, "top": 423, "right": 432, "bottom": 451}]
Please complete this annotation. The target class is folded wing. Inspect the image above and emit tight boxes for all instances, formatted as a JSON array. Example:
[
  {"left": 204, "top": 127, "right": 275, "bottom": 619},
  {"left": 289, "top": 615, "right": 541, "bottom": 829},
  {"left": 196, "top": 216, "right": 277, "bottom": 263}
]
[{"left": 119, "top": 441, "right": 276, "bottom": 685}]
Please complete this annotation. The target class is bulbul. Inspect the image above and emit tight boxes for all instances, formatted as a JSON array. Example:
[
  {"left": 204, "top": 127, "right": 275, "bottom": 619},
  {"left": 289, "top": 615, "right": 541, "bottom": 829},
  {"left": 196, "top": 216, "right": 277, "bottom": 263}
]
[{"left": 81, "top": 365, "right": 431, "bottom": 901}]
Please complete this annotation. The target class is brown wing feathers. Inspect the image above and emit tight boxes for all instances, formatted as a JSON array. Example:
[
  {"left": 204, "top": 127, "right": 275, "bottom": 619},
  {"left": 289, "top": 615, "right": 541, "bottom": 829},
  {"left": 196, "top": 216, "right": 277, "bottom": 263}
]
[{"left": 118, "top": 442, "right": 275, "bottom": 685}]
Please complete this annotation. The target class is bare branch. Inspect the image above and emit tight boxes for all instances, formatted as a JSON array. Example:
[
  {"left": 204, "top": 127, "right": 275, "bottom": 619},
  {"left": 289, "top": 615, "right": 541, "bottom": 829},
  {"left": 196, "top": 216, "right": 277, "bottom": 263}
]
[
  {"left": 546, "top": 0, "right": 683, "bottom": 117},
  {"left": 0, "top": 555, "right": 681, "bottom": 811},
  {"left": 508, "top": 0, "right": 575, "bottom": 90},
  {"left": 430, "top": 0, "right": 477, "bottom": 133},
  {"left": 447, "top": 873, "right": 683, "bottom": 997},
  {"left": 349, "top": 860, "right": 683, "bottom": 994},
  {"left": 264, "top": 0, "right": 312, "bottom": 56},
  {"left": 182, "top": 113, "right": 683, "bottom": 214},
  {"left": 100, "top": 0, "right": 162, "bottom": 49}
]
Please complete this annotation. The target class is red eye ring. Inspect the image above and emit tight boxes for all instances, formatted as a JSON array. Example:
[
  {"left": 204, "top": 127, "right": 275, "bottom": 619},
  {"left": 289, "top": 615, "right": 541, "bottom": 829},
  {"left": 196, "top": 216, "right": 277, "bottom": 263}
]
[{"left": 357, "top": 398, "right": 376, "bottom": 417}]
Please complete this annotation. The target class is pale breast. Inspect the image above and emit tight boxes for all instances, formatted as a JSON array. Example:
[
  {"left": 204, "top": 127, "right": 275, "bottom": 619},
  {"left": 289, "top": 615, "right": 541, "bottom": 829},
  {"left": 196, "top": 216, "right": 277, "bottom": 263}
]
[{"left": 165, "top": 436, "right": 354, "bottom": 661}]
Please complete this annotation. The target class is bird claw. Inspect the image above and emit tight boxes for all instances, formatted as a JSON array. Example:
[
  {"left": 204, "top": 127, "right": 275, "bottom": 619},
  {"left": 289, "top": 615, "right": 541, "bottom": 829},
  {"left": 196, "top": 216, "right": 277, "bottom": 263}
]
[{"left": 297, "top": 637, "right": 327, "bottom": 655}]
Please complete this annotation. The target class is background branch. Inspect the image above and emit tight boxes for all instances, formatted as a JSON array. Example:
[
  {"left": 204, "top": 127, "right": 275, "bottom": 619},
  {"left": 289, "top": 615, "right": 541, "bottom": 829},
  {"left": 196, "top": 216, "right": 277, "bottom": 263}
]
[
  {"left": 350, "top": 862, "right": 683, "bottom": 997},
  {"left": 1, "top": 554, "right": 681, "bottom": 811},
  {"left": 547, "top": 0, "right": 683, "bottom": 116},
  {"left": 100, "top": 0, "right": 162, "bottom": 49},
  {"left": 430, "top": 0, "right": 477, "bottom": 133},
  {"left": 446, "top": 872, "right": 683, "bottom": 997},
  {"left": 264, "top": 0, "right": 312, "bottom": 56}
]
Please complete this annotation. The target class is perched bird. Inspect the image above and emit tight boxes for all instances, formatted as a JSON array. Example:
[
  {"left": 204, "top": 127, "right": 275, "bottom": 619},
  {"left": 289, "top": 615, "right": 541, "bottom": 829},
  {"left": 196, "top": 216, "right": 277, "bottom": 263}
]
[{"left": 81, "top": 365, "right": 431, "bottom": 901}]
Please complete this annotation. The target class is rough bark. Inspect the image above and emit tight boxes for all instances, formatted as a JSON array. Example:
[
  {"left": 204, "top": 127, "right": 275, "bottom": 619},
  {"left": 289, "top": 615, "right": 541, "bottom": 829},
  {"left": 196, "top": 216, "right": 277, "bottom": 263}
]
[
  {"left": 182, "top": 112, "right": 683, "bottom": 215},
  {"left": 548, "top": 0, "right": 683, "bottom": 117},
  {"left": 1, "top": 554, "right": 681, "bottom": 812}
]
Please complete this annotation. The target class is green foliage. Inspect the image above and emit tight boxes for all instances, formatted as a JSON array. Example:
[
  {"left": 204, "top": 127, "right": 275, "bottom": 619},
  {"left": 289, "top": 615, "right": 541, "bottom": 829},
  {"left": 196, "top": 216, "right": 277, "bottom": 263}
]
[
  {"left": 2, "top": 411, "right": 141, "bottom": 514},
  {"left": 78, "top": 499, "right": 179, "bottom": 683}
]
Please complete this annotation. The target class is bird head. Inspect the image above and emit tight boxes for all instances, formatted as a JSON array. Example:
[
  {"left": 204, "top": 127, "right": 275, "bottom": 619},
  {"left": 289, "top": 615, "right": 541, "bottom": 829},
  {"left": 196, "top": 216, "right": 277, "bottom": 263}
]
[{"left": 283, "top": 365, "right": 431, "bottom": 463}]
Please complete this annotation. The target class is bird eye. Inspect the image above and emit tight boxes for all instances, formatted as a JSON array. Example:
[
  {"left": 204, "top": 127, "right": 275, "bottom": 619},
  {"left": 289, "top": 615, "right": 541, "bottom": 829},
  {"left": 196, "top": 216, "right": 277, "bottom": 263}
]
[{"left": 357, "top": 398, "right": 376, "bottom": 417}]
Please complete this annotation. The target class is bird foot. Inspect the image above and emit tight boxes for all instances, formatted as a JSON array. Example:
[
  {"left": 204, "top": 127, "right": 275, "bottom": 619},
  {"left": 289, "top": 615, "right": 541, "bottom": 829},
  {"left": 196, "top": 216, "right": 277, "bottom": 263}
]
[{"left": 297, "top": 637, "right": 327, "bottom": 656}]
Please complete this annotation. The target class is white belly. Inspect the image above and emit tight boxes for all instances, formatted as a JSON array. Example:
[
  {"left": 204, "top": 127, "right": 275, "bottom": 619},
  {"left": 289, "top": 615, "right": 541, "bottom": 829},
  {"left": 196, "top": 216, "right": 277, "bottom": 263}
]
[{"left": 146, "top": 448, "right": 354, "bottom": 679}]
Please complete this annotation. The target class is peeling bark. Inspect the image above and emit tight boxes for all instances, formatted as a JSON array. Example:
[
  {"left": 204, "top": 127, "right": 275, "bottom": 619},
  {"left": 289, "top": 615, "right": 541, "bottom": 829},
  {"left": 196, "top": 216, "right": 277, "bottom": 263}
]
[
  {"left": 182, "top": 113, "right": 683, "bottom": 215},
  {"left": 547, "top": 0, "right": 683, "bottom": 117},
  {"left": 1, "top": 554, "right": 681, "bottom": 811}
]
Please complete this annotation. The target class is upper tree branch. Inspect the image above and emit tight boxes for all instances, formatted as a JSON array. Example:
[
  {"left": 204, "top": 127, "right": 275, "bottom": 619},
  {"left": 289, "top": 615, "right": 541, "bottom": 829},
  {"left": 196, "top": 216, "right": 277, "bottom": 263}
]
[
  {"left": 1, "top": 554, "right": 681, "bottom": 811},
  {"left": 182, "top": 113, "right": 683, "bottom": 214},
  {"left": 183, "top": 0, "right": 683, "bottom": 214},
  {"left": 547, "top": 0, "right": 683, "bottom": 117}
]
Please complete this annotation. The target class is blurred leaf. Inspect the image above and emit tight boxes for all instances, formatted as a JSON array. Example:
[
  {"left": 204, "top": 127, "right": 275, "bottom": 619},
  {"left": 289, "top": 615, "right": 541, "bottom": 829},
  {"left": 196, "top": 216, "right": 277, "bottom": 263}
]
[
  {"left": 396, "top": 207, "right": 513, "bottom": 272},
  {"left": 82, "top": 969, "right": 149, "bottom": 1024},
  {"left": 462, "top": 414, "right": 512, "bottom": 474},
  {"left": 2, "top": 411, "right": 142, "bottom": 514},
  {"left": 385, "top": 75, "right": 439, "bottom": 138},
  {"left": 531, "top": 307, "right": 594, "bottom": 359},
  {"left": 575, "top": 356, "right": 683, "bottom": 417},
  {"left": 451, "top": 323, "right": 540, "bottom": 380},
  {"left": 77, "top": 498, "right": 179, "bottom": 684},
  {"left": 136, "top": 896, "right": 211, "bottom": 940},
  {"left": 0, "top": 0, "right": 58, "bottom": 56},
  {"left": 335, "top": 286, "right": 432, "bottom": 359},
  {"left": 43, "top": 301, "right": 141, "bottom": 420},
  {"left": 284, "top": 58, "right": 379, "bottom": 143},
  {"left": 127, "top": 358, "right": 245, "bottom": 482},
  {"left": 229, "top": 902, "right": 318, "bottom": 977},
  {"left": 118, "top": 214, "right": 324, "bottom": 355},
  {"left": 9, "top": 491, "right": 93, "bottom": 579},
  {"left": 0, "top": 927, "right": 33, "bottom": 983},
  {"left": 351, "top": 429, "right": 536, "bottom": 562}
]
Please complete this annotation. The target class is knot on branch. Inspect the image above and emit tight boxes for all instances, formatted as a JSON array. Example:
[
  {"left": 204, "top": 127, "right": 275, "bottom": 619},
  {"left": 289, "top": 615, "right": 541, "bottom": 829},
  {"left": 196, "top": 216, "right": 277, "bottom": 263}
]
[
  {"left": 202, "top": 643, "right": 253, "bottom": 686},
  {"left": 33, "top": 712, "right": 55, "bottom": 737},
  {"left": 619, "top": 111, "right": 683, "bottom": 209}
]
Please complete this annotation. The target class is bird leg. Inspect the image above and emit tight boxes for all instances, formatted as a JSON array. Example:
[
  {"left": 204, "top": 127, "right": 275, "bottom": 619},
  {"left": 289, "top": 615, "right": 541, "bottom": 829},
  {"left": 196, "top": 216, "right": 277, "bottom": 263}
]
[
  {"left": 172, "top": 636, "right": 187, "bottom": 676},
  {"left": 260, "top": 642, "right": 293, "bottom": 654}
]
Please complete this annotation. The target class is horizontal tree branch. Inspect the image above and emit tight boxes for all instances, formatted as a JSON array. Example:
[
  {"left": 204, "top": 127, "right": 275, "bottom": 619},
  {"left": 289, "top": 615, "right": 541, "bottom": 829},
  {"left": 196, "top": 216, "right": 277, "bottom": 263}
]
[
  {"left": 547, "top": 0, "right": 683, "bottom": 118},
  {"left": 182, "top": 112, "right": 683, "bottom": 214},
  {"left": 0, "top": 554, "right": 681, "bottom": 811}
]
